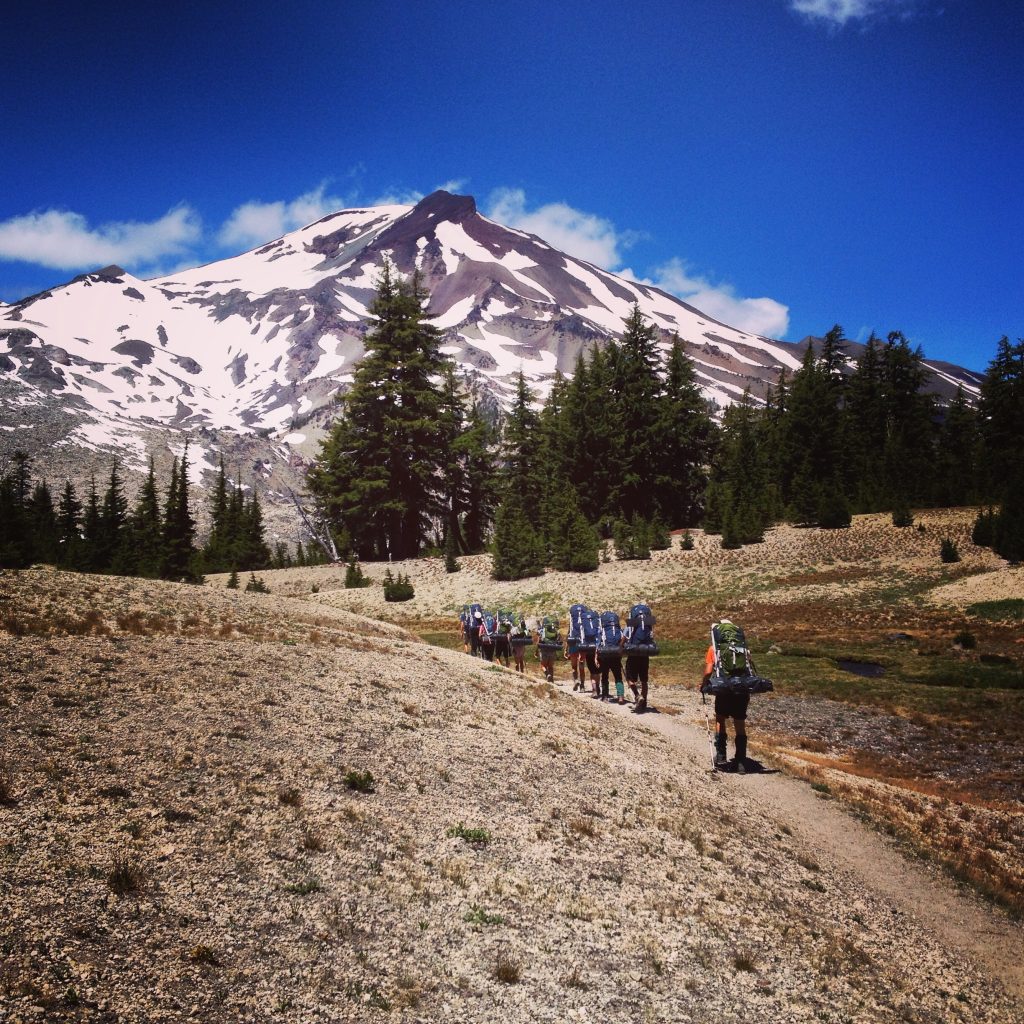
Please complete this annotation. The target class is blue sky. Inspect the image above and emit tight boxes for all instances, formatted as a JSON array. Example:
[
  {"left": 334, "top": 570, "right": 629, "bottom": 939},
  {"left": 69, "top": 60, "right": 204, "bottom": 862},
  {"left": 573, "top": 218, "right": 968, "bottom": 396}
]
[{"left": 1, "top": 0, "right": 1019, "bottom": 370}]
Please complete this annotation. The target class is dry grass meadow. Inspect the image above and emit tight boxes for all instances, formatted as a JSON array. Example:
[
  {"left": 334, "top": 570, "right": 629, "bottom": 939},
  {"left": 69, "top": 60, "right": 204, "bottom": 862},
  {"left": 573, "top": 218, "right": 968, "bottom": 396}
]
[{"left": 2, "top": 507, "right": 1022, "bottom": 1022}]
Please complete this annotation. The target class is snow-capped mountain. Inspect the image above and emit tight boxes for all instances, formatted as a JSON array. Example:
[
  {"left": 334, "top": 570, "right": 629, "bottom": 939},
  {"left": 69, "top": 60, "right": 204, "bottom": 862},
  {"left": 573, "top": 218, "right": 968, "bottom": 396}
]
[{"left": 0, "top": 189, "right": 983, "bottom": 508}]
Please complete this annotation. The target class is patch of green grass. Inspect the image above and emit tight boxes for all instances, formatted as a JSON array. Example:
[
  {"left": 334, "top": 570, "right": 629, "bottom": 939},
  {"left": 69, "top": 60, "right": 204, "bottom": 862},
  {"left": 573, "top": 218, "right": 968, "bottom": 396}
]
[
  {"left": 284, "top": 877, "right": 322, "bottom": 895},
  {"left": 967, "top": 599, "right": 1024, "bottom": 622},
  {"left": 448, "top": 823, "right": 491, "bottom": 845},
  {"left": 464, "top": 905, "right": 505, "bottom": 926}
]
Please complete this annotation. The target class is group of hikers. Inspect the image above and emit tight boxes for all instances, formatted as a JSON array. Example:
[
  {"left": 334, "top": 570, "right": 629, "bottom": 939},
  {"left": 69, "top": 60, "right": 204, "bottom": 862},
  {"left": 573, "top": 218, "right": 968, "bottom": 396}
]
[{"left": 457, "top": 605, "right": 773, "bottom": 771}]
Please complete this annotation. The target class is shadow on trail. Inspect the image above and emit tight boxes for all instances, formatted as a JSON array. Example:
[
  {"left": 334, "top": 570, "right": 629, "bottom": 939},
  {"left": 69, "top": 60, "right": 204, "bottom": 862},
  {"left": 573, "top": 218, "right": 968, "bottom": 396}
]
[{"left": 714, "top": 759, "right": 779, "bottom": 775}]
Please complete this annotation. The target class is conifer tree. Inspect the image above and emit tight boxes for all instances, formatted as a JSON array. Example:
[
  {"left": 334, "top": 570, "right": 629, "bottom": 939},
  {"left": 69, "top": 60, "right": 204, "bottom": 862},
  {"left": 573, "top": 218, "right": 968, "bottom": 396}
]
[
  {"left": 310, "top": 262, "right": 451, "bottom": 559},
  {"left": 129, "top": 458, "right": 163, "bottom": 578},
  {"left": 0, "top": 452, "right": 32, "bottom": 568},
  {"left": 547, "top": 487, "right": 600, "bottom": 572},
  {"left": 28, "top": 480, "right": 59, "bottom": 564},
  {"left": 81, "top": 476, "right": 102, "bottom": 573},
  {"left": 654, "top": 336, "right": 716, "bottom": 525},
  {"left": 98, "top": 462, "right": 129, "bottom": 572},
  {"left": 162, "top": 445, "right": 197, "bottom": 580},
  {"left": 56, "top": 479, "right": 83, "bottom": 568},
  {"left": 501, "top": 370, "right": 544, "bottom": 530},
  {"left": 491, "top": 496, "right": 545, "bottom": 580},
  {"left": 455, "top": 398, "right": 499, "bottom": 553}
]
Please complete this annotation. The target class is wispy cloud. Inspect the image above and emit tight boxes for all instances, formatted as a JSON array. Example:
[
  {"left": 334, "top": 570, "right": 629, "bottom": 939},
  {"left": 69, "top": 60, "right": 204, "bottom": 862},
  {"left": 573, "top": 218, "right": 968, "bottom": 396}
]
[
  {"left": 626, "top": 258, "right": 790, "bottom": 338},
  {"left": 486, "top": 187, "right": 634, "bottom": 270},
  {"left": 0, "top": 206, "right": 201, "bottom": 272},
  {"left": 788, "top": 0, "right": 923, "bottom": 28},
  {"left": 217, "top": 184, "right": 350, "bottom": 249}
]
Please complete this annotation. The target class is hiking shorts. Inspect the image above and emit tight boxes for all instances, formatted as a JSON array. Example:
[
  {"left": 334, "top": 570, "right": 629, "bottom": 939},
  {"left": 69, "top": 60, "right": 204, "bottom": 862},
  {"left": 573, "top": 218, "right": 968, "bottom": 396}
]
[
  {"left": 625, "top": 654, "right": 649, "bottom": 685},
  {"left": 714, "top": 691, "right": 750, "bottom": 720},
  {"left": 584, "top": 649, "right": 599, "bottom": 677}
]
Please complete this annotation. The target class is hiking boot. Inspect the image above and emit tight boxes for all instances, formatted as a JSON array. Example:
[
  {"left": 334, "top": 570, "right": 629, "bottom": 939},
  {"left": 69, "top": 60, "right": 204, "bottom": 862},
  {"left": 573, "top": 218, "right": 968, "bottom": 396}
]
[
  {"left": 714, "top": 752, "right": 728, "bottom": 768},
  {"left": 630, "top": 699, "right": 647, "bottom": 714},
  {"left": 629, "top": 683, "right": 640, "bottom": 702},
  {"left": 736, "top": 758, "right": 747, "bottom": 774}
]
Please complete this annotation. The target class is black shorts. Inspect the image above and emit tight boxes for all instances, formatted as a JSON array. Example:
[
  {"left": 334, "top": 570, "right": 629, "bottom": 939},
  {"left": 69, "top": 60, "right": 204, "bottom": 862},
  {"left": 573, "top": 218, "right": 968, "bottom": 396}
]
[
  {"left": 625, "top": 655, "right": 649, "bottom": 685},
  {"left": 714, "top": 691, "right": 749, "bottom": 720},
  {"left": 584, "top": 649, "right": 599, "bottom": 676}
]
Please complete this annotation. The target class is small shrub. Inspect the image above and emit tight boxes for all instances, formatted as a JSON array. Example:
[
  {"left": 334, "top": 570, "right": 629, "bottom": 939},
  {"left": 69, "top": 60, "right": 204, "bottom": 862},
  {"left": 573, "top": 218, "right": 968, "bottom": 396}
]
[
  {"left": 681, "top": 531, "right": 695, "bottom": 551},
  {"left": 493, "top": 949, "right": 521, "bottom": 984},
  {"left": 107, "top": 854, "right": 145, "bottom": 895},
  {"left": 343, "top": 769, "right": 376, "bottom": 793},
  {"left": 301, "top": 827, "right": 326, "bottom": 852},
  {"left": 284, "top": 877, "right": 323, "bottom": 895},
  {"left": 189, "top": 944, "right": 220, "bottom": 966},
  {"left": 448, "top": 823, "right": 491, "bottom": 845},
  {"left": 277, "top": 786, "right": 302, "bottom": 808},
  {"left": 464, "top": 905, "right": 505, "bottom": 926},
  {"left": 953, "top": 629, "right": 976, "bottom": 649},
  {"left": 383, "top": 569, "right": 415, "bottom": 602},
  {"left": 940, "top": 538, "right": 961, "bottom": 563},
  {"left": 244, "top": 573, "right": 269, "bottom": 593},
  {"left": 733, "top": 952, "right": 756, "bottom": 973},
  {"left": 892, "top": 505, "right": 914, "bottom": 528},
  {"left": 344, "top": 558, "right": 371, "bottom": 589},
  {"left": 0, "top": 760, "right": 15, "bottom": 805},
  {"left": 226, "top": 569, "right": 239, "bottom": 590}
]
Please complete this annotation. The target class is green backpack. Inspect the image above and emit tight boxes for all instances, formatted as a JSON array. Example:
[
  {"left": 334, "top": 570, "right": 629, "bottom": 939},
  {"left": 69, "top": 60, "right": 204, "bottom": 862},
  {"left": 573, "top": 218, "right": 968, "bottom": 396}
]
[{"left": 715, "top": 621, "right": 750, "bottom": 676}]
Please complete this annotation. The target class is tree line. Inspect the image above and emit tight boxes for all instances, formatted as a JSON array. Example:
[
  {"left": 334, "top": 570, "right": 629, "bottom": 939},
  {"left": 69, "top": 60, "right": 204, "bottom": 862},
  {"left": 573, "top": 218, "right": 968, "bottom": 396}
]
[
  {"left": 309, "top": 265, "right": 1022, "bottom": 575},
  {"left": 705, "top": 329, "right": 1023, "bottom": 560},
  {"left": 0, "top": 442, "right": 287, "bottom": 576}
]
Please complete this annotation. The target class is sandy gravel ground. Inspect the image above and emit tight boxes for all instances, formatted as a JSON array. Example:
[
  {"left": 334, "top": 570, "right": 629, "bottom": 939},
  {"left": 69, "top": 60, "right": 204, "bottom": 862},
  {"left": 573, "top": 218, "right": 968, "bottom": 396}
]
[{"left": 2, "top": 565, "right": 1022, "bottom": 1023}]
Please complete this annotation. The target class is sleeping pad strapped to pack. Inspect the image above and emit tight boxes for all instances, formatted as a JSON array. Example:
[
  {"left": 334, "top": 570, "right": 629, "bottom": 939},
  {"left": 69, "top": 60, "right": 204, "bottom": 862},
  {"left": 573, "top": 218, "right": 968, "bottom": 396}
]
[
  {"left": 538, "top": 615, "right": 563, "bottom": 653},
  {"left": 701, "top": 621, "right": 773, "bottom": 695}
]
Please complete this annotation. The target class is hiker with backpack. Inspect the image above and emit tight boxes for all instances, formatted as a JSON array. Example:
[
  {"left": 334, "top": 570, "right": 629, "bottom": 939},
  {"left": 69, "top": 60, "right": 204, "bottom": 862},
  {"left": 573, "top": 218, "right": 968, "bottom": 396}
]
[
  {"left": 459, "top": 605, "right": 473, "bottom": 655},
  {"left": 536, "top": 615, "right": 563, "bottom": 683},
  {"left": 566, "top": 603, "right": 600, "bottom": 693},
  {"left": 509, "top": 614, "right": 531, "bottom": 673},
  {"left": 623, "top": 602, "right": 658, "bottom": 713},
  {"left": 494, "top": 609, "right": 514, "bottom": 667},
  {"left": 469, "top": 607, "right": 483, "bottom": 658},
  {"left": 478, "top": 610, "right": 497, "bottom": 663},
  {"left": 701, "top": 618, "right": 772, "bottom": 772},
  {"left": 595, "top": 609, "right": 625, "bottom": 702}
]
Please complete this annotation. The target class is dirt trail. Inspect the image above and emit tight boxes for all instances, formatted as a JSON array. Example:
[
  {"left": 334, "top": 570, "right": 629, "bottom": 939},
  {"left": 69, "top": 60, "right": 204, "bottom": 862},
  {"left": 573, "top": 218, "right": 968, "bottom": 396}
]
[{"left": 567, "top": 684, "right": 1024, "bottom": 1002}]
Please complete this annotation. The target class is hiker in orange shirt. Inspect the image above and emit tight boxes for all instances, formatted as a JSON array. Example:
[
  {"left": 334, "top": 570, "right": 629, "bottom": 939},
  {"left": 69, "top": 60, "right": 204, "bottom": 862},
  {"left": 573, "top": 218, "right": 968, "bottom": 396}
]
[{"left": 703, "top": 636, "right": 750, "bottom": 771}]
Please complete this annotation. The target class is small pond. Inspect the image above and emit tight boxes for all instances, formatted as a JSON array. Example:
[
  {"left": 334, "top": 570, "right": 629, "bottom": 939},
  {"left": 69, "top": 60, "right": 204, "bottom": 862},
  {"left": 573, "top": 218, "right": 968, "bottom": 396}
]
[{"left": 835, "top": 659, "right": 886, "bottom": 678}]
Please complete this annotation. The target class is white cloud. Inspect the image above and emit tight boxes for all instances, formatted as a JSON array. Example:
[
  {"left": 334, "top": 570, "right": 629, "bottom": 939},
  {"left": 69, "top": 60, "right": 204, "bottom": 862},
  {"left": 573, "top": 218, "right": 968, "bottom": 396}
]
[
  {"left": 485, "top": 187, "right": 630, "bottom": 270},
  {"left": 788, "top": 0, "right": 920, "bottom": 27},
  {"left": 632, "top": 258, "right": 790, "bottom": 338},
  {"left": 436, "top": 178, "right": 469, "bottom": 194},
  {"left": 0, "top": 206, "right": 201, "bottom": 272},
  {"left": 218, "top": 184, "right": 349, "bottom": 249}
]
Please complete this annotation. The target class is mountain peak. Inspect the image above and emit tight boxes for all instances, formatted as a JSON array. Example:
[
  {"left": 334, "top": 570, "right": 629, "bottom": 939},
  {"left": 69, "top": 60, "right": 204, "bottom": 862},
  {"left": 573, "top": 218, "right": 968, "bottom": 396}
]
[{"left": 414, "top": 190, "right": 477, "bottom": 222}]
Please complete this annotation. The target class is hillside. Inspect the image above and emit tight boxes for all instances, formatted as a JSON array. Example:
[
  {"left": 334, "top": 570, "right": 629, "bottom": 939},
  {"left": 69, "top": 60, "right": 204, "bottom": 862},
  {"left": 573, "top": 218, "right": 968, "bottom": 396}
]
[{"left": 2, "top": 512, "right": 1023, "bottom": 1022}]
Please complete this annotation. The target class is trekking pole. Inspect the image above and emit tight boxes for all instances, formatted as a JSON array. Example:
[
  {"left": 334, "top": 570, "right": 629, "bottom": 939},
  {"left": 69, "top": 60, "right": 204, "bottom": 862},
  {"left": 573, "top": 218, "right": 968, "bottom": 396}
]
[{"left": 702, "top": 693, "right": 718, "bottom": 772}]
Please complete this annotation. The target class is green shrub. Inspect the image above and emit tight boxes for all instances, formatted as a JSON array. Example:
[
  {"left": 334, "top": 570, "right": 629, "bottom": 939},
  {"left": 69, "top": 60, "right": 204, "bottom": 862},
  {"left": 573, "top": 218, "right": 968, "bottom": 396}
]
[
  {"left": 244, "top": 573, "right": 269, "bottom": 593},
  {"left": 953, "top": 629, "right": 976, "bottom": 649},
  {"left": 940, "top": 538, "right": 960, "bottom": 563},
  {"left": 344, "top": 558, "right": 371, "bottom": 589},
  {"left": 383, "top": 569, "right": 414, "bottom": 602},
  {"left": 343, "top": 769, "right": 376, "bottom": 793}
]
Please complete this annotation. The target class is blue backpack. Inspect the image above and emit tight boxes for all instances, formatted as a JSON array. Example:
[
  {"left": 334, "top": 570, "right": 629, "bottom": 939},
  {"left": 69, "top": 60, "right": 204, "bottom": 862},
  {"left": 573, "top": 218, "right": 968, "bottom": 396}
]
[
  {"left": 481, "top": 611, "right": 497, "bottom": 640},
  {"left": 567, "top": 603, "right": 588, "bottom": 643},
  {"left": 598, "top": 610, "right": 622, "bottom": 651},
  {"left": 580, "top": 608, "right": 601, "bottom": 648},
  {"left": 627, "top": 603, "right": 655, "bottom": 645}
]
